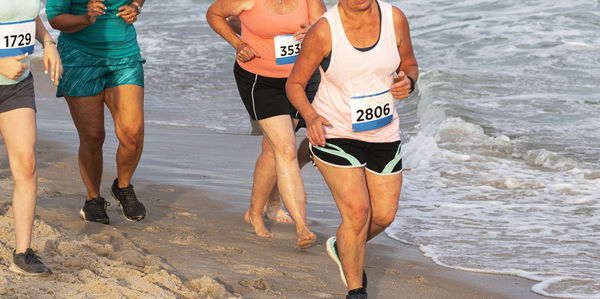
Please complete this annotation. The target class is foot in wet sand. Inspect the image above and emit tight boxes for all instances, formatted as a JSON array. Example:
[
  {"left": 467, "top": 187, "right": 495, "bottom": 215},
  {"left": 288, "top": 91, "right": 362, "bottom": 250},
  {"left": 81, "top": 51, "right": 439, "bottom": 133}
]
[
  {"left": 263, "top": 204, "right": 293, "bottom": 223},
  {"left": 244, "top": 209, "right": 274, "bottom": 238},
  {"left": 297, "top": 231, "right": 316, "bottom": 249}
]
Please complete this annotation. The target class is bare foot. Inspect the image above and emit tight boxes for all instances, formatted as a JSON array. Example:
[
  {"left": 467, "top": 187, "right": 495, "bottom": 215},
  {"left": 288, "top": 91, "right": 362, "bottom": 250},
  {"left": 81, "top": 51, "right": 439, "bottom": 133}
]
[
  {"left": 297, "top": 231, "right": 317, "bottom": 249},
  {"left": 244, "top": 209, "right": 274, "bottom": 238},
  {"left": 263, "top": 204, "right": 293, "bottom": 223}
]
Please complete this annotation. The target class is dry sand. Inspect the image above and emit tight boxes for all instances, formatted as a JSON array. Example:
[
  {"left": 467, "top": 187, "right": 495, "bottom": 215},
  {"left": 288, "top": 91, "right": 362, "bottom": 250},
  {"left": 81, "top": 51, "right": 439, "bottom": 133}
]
[{"left": 0, "top": 63, "right": 548, "bottom": 298}]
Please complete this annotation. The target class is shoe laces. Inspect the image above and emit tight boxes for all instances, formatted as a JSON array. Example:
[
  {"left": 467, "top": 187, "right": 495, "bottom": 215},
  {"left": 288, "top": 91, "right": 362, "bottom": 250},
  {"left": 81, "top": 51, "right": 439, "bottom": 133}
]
[
  {"left": 24, "top": 249, "right": 43, "bottom": 265},
  {"left": 120, "top": 186, "right": 139, "bottom": 205},
  {"left": 91, "top": 198, "right": 110, "bottom": 214}
]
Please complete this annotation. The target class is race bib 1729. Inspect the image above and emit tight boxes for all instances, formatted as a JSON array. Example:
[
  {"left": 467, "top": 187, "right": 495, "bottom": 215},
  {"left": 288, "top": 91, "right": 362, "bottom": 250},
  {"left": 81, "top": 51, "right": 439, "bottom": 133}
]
[
  {"left": 0, "top": 19, "right": 35, "bottom": 58},
  {"left": 274, "top": 34, "right": 300, "bottom": 65},
  {"left": 351, "top": 90, "right": 394, "bottom": 132}
]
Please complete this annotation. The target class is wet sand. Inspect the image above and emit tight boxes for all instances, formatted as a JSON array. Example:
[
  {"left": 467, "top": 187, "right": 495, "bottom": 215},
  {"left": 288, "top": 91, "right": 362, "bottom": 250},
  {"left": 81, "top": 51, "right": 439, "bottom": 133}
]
[{"left": 0, "top": 63, "right": 546, "bottom": 298}]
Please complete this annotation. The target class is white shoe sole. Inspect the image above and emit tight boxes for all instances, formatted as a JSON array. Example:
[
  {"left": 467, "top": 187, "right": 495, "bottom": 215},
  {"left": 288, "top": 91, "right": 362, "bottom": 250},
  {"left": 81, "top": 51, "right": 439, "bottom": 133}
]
[
  {"left": 326, "top": 236, "right": 347, "bottom": 287},
  {"left": 9, "top": 263, "right": 50, "bottom": 276},
  {"left": 110, "top": 188, "right": 145, "bottom": 222}
]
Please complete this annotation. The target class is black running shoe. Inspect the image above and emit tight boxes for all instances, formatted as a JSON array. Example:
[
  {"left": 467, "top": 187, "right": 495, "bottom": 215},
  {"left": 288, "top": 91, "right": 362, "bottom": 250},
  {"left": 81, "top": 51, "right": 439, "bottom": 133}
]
[
  {"left": 9, "top": 248, "right": 52, "bottom": 276},
  {"left": 110, "top": 178, "right": 146, "bottom": 222},
  {"left": 346, "top": 287, "right": 368, "bottom": 299},
  {"left": 80, "top": 197, "right": 110, "bottom": 224}
]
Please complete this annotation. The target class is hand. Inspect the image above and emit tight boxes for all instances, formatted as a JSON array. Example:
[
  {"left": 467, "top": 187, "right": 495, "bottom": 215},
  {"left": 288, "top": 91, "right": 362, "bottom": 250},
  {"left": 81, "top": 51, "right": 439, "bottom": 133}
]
[
  {"left": 305, "top": 113, "right": 331, "bottom": 147},
  {"left": 235, "top": 42, "right": 260, "bottom": 62},
  {"left": 117, "top": 4, "right": 138, "bottom": 24},
  {"left": 0, "top": 54, "right": 29, "bottom": 80},
  {"left": 293, "top": 23, "right": 310, "bottom": 43},
  {"left": 43, "top": 43, "right": 63, "bottom": 86},
  {"left": 87, "top": 0, "right": 106, "bottom": 24},
  {"left": 391, "top": 71, "right": 412, "bottom": 99}
]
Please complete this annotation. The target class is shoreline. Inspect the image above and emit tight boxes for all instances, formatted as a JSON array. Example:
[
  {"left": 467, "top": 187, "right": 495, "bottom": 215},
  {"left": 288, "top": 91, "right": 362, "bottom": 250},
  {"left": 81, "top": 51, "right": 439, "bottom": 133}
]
[{"left": 0, "top": 63, "right": 546, "bottom": 298}]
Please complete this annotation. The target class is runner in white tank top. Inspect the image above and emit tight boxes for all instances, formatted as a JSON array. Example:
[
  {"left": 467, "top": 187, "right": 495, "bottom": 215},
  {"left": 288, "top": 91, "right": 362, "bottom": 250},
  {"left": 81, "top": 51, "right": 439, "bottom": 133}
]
[{"left": 286, "top": 0, "right": 418, "bottom": 297}]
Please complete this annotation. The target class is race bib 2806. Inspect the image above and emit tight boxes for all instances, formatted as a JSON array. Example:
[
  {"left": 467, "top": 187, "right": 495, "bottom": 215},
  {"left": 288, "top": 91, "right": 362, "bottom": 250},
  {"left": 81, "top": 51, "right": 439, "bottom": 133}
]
[{"left": 351, "top": 90, "right": 394, "bottom": 132}]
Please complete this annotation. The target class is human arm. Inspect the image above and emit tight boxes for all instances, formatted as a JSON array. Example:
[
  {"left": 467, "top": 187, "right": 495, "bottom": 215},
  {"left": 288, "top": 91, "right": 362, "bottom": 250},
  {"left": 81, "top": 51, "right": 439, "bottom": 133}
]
[
  {"left": 227, "top": 16, "right": 242, "bottom": 35},
  {"left": 36, "top": 17, "right": 62, "bottom": 85},
  {"left": 206, "top": 0, "right": 259, "bottom": 62},
  {"left": 390, "top": 6, "right": 418, "bottom": 100},
  {"left": 48, "top": 0, "right": 106, "bottom": 34},
  {"left": 117, "top": 0, "right": 145, "bottom": 24},
  {"left": 286, "top": 18, "right": 332, "bottom": 147}
]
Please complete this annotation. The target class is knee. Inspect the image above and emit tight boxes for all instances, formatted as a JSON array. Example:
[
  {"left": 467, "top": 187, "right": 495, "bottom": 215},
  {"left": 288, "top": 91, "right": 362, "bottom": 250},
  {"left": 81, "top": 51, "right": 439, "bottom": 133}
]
[
  {"left": 119, "top": 124, "right": 144, "bottom": 148},
  {"left": 372, "top": 212, "right": 396, "bottom": 229},
  {"left": 343, "top": 203, "right": 371, "bottom": 233},
  {"left": 80, "top": 129, "right": 105, "bottom": 148},
  {"left": 274, "top": 143, "right": 297, "bottom": 163},
  {"left": 11, "top": 152, "right": 36, "bottom": 183}
]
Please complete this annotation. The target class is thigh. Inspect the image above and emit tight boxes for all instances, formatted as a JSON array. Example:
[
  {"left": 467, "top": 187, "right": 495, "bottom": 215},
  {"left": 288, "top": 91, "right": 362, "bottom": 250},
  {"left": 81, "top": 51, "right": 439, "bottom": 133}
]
[
  {"left": 0, "top": 108, "right": 36, "bottom": 165},
  {"left": 363, "top": 140, "right": 403, "bottom": 216},
  {"left": 314, "top": 158, "right": 370, "bottom": 218},
  {"left": 365, "top": 170, "right": 402, "bottom": 218},
  {"left": 65, "top": 94, "right": 106, "bottom": 136},
  {"left": 104, "top": 84, "right": 144, "bottom": 132},
  {"left": 257, "top": 114, "right": 296, "bottom": 150}
]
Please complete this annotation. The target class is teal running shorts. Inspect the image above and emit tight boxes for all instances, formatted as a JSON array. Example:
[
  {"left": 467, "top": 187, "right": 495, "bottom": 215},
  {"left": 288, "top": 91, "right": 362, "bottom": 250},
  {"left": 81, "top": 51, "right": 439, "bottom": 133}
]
[{"left": 56, "top": 41, "right": 145, "bottom": 97}]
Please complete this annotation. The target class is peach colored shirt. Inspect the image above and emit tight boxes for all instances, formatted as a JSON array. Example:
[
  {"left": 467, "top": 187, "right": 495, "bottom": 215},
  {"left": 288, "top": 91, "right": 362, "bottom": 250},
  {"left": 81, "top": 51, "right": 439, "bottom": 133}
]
[{"left": 238, "top": 0, "right": 309, "bottom": 78}]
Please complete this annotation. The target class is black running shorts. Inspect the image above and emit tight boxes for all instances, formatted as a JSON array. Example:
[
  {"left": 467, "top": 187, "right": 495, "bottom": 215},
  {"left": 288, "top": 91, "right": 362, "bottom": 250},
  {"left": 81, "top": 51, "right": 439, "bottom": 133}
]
[
  {"left": 0, "top": 74, "right": 36, "bottom": 114},
  {"left": 310, "top": 138, "right": 403, "bottom": 175},
  {"left": 233, "top": 62, "right": 319, "bottom": 121}
]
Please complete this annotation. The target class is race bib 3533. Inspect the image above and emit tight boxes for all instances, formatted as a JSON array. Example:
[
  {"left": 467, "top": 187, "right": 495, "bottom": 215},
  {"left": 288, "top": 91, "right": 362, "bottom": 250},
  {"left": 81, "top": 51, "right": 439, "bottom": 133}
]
[{"left": 274, "top": 34, "right": 300, "bottom": 65}]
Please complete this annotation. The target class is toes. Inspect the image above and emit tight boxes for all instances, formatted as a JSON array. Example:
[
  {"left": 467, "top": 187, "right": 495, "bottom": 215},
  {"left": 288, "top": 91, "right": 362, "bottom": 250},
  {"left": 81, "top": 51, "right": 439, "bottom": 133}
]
[{"left": 297, "top": 232, "right": 317, "bottom": 249}]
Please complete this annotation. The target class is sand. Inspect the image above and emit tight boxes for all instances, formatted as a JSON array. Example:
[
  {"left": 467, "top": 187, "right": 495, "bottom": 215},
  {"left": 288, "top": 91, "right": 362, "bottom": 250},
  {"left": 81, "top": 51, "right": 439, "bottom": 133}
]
[{"left": 0, "top": 63, "right": 547, "bottom": 298}]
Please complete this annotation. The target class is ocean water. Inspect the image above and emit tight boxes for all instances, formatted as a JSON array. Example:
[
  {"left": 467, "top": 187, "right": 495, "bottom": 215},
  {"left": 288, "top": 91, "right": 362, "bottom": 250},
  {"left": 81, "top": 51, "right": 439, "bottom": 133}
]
[{"left": 37, "top": 0, "right": 600, "bottom": 298}]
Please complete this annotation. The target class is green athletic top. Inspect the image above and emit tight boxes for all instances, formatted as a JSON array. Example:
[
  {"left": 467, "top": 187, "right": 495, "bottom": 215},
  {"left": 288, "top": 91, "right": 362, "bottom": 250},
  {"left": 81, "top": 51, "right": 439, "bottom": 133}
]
[
  {"left": 0, "top": 0, "right": 39, "bottom": 85},
  {"left": 46, "top": 0, "right": 140, "bottom": 58}
]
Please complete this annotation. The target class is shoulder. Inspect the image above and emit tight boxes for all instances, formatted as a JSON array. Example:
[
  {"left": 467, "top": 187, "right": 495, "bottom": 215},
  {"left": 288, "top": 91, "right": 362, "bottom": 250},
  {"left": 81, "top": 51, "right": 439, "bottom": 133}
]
[
  {"left": 308, "top": 17, "right": 331, "bottom": 42},
  {"left": 391, "top": 5, "right": 409, "bottom": 28},
  {"left": 209, "top": 0, "right": 255, "bottom": 15},
  {"left": 303, "top": 17, "right": 332, "bottom": 56}
]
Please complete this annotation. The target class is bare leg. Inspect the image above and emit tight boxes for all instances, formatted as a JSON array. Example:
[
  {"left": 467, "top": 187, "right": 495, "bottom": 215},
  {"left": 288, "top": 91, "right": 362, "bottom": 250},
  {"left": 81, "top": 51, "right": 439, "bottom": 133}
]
[
  {"left": 367, "top": 171, "right": 402, "bottom": 241},
  {"left": 258, "top": 115, "right": 315, "bottom": 248},
  {"left": 244, "top": 137, "right": 277, "bottom": 237},
  {"left": 104, "top": 84, "right": 144, "bottom": 188},
  {"left": 314, "top": 159, "right": 370, "bottom": 290},
  {"left": 65, "top": 93, "right": 106, "bottom": 200},
  {"left": 263, "top": 125, "right": 308, "bottom": 224},
  {"left": 0, "top": 108, "right": 37, "bottom": 253},
  {"left": 296, "top": 137, "right": 311, "bottom": 169}
]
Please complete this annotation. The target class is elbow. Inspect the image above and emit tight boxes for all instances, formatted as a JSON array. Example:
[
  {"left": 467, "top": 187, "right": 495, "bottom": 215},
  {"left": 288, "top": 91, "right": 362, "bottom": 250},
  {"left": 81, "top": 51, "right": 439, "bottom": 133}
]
[{"left": 48, "top": 19, "right": 59, "bottom": 30}]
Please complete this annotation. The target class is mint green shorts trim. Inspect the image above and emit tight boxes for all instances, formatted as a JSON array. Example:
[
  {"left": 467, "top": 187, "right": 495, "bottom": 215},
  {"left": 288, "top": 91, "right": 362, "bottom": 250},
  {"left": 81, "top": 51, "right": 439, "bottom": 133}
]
[
  {"left": 56, "top": 41, "right": 145, "bottom": 97},
  {"left": 310, "top": 138, "right": 403, "bottom": 175}
]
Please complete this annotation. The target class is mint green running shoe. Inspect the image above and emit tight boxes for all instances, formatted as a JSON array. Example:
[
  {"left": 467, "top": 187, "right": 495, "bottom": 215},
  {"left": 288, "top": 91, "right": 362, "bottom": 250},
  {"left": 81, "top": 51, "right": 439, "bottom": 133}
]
[
  {"left": 326, "top": 236, "right": 368, "bottom": 288},
  {"left": 326, "top": 236, "right": 348, "bottom": 287}
]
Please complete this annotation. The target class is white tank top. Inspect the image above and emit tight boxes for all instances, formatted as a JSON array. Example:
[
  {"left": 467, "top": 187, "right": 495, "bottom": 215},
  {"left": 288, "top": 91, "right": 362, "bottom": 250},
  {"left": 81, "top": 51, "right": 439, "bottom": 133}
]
[{"left": 313, "top": 1, "right": 401, "bottom": 142}]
